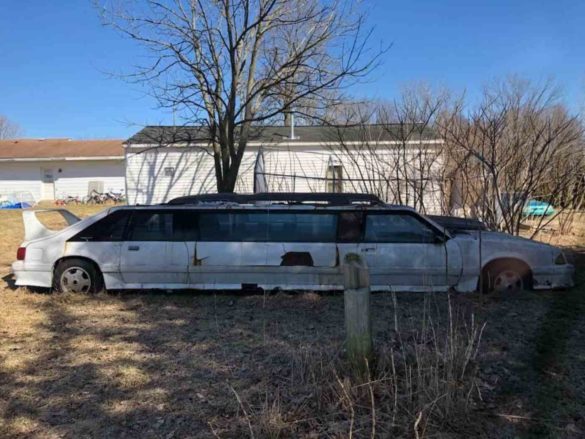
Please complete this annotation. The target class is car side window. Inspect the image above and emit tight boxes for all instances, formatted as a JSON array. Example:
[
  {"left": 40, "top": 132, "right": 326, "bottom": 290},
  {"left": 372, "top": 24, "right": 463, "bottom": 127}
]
[
  {"left": 337, "top": 212, "right": 363, "bottom": 242},
  {"left": 127, "top": 212, "right": 174, "bottom": 241},
  {"left": 267, "top": 213, "right": 337, "bottom": 242},
  {"left": 173, "top": 211, "right": 199, "bottom": 241},
  {"left": 199, "top": 213, "right": 235, "bottom": 241},
  {"left": 70, "top": 210, "right": 130, "bottom": 242},
  {"left": 199, "top": 212, "right": 269, "bottom": 242},
  {"left": 198, "top": 211, "right": 338, "bottom": 242},
  {"left": 364, "top": 213, "right": 437, "bottom": 243}
]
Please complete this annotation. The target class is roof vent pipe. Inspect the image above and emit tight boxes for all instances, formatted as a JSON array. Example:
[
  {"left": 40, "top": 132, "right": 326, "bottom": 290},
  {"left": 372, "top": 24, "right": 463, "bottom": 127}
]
[{"left": 289, "top": 111, "right": 297, "bottom": 140}]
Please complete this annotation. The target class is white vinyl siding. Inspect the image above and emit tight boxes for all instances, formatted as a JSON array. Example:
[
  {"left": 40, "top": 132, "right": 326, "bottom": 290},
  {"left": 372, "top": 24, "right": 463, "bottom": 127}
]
[
  {"left": 0, "top": 163, "right": 44, "bottom": 201},
  {"left": 53, "top": 161, "right": 125, "bottom": 199},
  {"left": 0, "top": 160, "right": 125, "bottom": 201},
  {"left": 125, "top": 144, "right": 445, "bottom": 214}
]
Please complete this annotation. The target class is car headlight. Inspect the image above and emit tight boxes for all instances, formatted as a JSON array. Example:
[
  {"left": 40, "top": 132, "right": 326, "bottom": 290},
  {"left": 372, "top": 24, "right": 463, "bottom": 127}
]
[{"left": 554, "top": 251, "right": 567, "bottom": 265}]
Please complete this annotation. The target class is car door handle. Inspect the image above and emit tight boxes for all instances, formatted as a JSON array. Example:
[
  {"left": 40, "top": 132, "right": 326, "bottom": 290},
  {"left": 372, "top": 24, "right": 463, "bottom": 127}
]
[
  {"left": 361, "top": 247, "right": 376, "bottom": 252},
  {"left": 128, "top": 245, "right": 140, "bottom": 251}
]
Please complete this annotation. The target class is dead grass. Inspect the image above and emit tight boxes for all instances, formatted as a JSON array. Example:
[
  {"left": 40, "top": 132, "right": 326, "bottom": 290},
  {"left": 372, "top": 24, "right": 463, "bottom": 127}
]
[
  {"left": 0, "top": 287, "right": 488, "bottom": 438},
  {"left": 521, "top": 211, "right": 585, "bottom": 247}
]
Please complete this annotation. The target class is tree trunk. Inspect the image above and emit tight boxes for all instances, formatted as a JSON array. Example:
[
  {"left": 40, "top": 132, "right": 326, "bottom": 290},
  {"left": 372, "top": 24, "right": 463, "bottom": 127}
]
[{"left": 218, "top": 165, "right": 240, "bottom": 193}]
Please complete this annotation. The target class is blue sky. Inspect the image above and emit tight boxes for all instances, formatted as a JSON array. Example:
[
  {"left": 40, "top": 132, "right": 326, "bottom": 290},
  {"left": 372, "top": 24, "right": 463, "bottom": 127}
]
[{"left": 0, "top": 0, "right": 584, "bottom": 139}]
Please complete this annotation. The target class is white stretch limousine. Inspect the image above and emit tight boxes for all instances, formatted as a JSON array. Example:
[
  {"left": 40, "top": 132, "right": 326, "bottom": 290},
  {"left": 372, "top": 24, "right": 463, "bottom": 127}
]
[{"left": 12, "top": 193, "right": 574, "bottom": 294}]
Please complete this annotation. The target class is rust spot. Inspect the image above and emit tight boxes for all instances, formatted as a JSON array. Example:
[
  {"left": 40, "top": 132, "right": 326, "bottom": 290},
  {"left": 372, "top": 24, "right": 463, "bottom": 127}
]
[
  {"left": 280, "top": 252, "right": 314, "bottom": 266},
  {"left": 193, "top": 246, "right": 204, "bottom": 266}
]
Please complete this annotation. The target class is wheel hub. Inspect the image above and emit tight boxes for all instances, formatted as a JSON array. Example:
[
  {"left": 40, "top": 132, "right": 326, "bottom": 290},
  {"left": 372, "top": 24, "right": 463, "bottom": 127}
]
[
  {"left": 60, "top": 267, "right": 91, "bottom": 293},
  {"left": 493, "top": 270, "right": 523, "bottom": 293}
]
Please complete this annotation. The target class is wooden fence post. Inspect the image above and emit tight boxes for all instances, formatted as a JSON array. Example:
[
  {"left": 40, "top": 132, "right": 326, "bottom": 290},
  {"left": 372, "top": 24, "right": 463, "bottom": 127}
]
[{"left": 343, "top": 253, "right": 373, "bottom": 372}]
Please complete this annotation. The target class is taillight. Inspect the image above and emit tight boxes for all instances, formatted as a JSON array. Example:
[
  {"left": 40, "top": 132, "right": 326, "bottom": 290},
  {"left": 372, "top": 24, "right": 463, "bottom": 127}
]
[{"left": 16, "top": 247, "right": 26, "bottom": 261}]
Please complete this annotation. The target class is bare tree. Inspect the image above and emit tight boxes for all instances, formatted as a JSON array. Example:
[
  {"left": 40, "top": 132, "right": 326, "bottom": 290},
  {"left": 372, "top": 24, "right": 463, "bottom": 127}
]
[
  {"left": 317, "top": 78, "right": 584, "bottom": 233},
  {"left": 440, "top": 77, "right": 585, "bottom": 235},
  {"left": 325, "top": 84, "right": 450, "bottom": 214},
  {"left": 98, "top": 0, "right": 382, "bottom": 192},
  {"left": 0, "top": 115, "right": 21, "bottom": 139}
]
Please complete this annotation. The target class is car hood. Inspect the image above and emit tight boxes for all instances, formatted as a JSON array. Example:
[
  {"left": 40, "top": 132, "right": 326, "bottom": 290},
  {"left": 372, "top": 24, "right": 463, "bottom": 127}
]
[{"left": 453, "top": 230, "right": 554, "bottom": 249}]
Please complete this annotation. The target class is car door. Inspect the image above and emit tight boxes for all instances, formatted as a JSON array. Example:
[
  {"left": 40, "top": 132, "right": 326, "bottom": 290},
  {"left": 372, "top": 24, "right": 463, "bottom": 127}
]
[
  {"left": 187, "top": 211, "right": 267, "bottom": 288},
  {"left": 263, "top": 211, "right": 339, "bottom": 289},
  {"left": 360, "top": 212, "right": 452, "bottom": 291},
  {"left": 119, "top": 210, "right": 189, "bottom": 286},
  {"left": 264, "top": 211, "right": 338, "bottom": 266}
]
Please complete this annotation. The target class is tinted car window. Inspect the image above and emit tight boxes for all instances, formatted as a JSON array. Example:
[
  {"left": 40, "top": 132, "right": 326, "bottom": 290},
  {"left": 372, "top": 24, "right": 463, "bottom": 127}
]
[
  {"left": 267, "top": 213, "right": 337, "bottom": 242},
  {"left": 70, "top": 210, "right": 130, "bottom": 242},
  {"left": 199, "top": 212, "right": 268, "bottom": 242},
  {"left": 118, "top": 211, "right": 198, "bottom": 241},
  {"left": 198, "top": 211, "right": 337, "bottom": 242},
  {"left": 236, "top": 213, "right": 269, "bottom": 241},
  {"left": 337, "top": 212, "right": 363, "bottom": 242},
  {"left": 173, "top": 211, "right": 199, "bottom": 241},
  {"left": 364, "top": 214, "right": 437, "bottom": 243},
  {"left": 128, "top": 212, "right": 174, "bottom": 241},
  {"left": 199, "top": 213, "right": 233, "bottom": 241}
]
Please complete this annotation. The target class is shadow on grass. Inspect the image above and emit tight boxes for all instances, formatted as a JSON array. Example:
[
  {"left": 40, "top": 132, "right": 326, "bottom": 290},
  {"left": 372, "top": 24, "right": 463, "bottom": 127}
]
[
  {"left": 1, "top": 272, "right": 52, "bottom": 294},
  {"left": 0, "top": 289, "right": 342, "bottom": 438},
  {"left": 1, "top": 273, "right": 17, "bottom": 290},
  {"left": 522, "top": 248, "right": 585, "bottom": 438}
]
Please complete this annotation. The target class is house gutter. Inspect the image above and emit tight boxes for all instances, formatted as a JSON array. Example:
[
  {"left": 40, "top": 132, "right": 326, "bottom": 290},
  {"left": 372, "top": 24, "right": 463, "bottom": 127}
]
[
  {"left": 0, "top": 156, "right": 125, "bottom": 162},
  {"left": 125, "top": 140, "right": 445, "bottom": 149}
]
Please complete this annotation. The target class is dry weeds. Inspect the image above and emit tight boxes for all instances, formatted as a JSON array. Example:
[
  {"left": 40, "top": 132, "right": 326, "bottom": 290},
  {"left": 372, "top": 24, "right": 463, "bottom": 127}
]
[{"left": 0, "top": 286, "right": 489, "bottom": 438}]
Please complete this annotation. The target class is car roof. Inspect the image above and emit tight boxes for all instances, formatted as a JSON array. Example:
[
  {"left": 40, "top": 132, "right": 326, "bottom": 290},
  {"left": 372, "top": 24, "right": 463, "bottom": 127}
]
[
  {"left": 108, "top": 203, "right": 417, "bottom": 212},
  {"left": 110, "top": 192, "right": 417, "bottom": 213}
]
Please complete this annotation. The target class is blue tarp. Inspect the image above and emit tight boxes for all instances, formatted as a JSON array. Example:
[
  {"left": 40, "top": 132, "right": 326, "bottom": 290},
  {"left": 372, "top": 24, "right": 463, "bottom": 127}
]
[{"left": 0, "top": 201, "right": 32, "bottom": 209}]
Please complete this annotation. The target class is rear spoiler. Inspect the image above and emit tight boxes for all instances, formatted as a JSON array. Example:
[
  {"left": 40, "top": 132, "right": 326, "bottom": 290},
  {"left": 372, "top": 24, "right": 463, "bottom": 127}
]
[{"left": 22, "top": 209, "right": 81, "bottom": 241}]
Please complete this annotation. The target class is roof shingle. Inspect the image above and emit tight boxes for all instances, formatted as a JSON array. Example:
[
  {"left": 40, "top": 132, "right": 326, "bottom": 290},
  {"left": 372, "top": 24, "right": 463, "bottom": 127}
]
[
  {"left": 125, "top": 124, "right": 439, "bottom": 146},
  {"left": 0, "top": 139, "right": 124, "bottom": 160}
]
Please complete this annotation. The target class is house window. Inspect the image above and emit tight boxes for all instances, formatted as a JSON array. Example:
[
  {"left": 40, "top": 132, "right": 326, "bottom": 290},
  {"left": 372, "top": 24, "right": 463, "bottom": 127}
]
[
  {"left": 164, "top": 167, "right": 175, "bottom": 177},
  {"left": 326, "top": 164, "right": 343, "bottom": 193}
]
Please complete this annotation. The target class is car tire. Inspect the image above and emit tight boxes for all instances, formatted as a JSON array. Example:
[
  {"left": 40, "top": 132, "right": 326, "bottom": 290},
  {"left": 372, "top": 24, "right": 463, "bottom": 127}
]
[
  {"left": 481, "top": 261, "right": 530, "bottom": 294},
  {"left": 53, "top": 259, "right": 104, "bottom": 294}
]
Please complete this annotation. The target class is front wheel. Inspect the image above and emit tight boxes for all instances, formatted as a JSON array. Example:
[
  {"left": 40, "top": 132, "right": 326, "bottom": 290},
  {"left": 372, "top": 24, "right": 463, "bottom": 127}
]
[
  {"left": 481, "top": 262, "right": 530, "bottom": 294},
  {"left": 53, "top": 259, "right": 104, "bottom": 294}
]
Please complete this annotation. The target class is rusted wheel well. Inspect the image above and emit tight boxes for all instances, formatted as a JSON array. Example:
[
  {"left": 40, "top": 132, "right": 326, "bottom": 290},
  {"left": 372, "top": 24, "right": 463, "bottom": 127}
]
[{"left": 480, "top": 258, "right": 533, "bottom": 291}]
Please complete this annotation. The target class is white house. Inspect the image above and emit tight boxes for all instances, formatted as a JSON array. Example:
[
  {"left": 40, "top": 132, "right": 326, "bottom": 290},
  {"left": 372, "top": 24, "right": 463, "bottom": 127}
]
[
  {"left": 0, "top": 138, "right": 125, "bottom": 201},
  {"left": 124, "top": 125, "right": 447, "bottom": 214}
]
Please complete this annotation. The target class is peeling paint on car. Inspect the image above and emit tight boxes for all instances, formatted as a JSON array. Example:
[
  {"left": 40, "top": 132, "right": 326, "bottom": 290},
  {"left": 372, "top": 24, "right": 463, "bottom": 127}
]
[{"left": 11, "top": 204, "right": 575, "bottom": 292}]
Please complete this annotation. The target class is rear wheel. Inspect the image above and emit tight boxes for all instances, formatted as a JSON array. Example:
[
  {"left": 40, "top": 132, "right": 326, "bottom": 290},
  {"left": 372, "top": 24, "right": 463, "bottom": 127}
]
[
  {"left": 53, "top": 259, "right": 103, "bottom": 294},
  {"left": 481, "top": 261, "right": 530, "bottom": 294}
]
